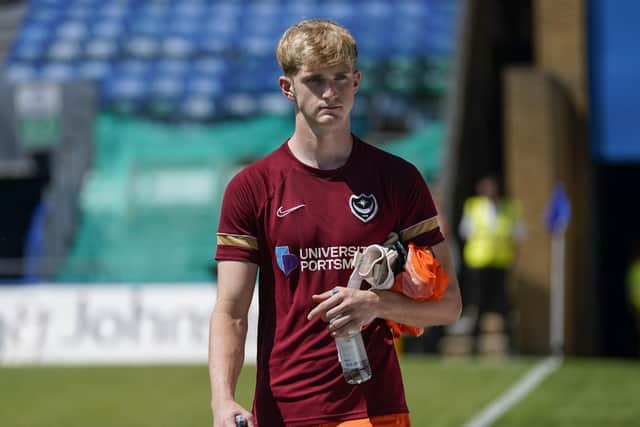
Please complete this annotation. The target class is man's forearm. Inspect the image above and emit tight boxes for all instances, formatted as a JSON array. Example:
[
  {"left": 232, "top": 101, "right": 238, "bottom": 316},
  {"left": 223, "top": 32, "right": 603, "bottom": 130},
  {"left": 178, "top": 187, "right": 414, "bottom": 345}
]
[
  {"left": 209, "top": 307, "right": 248, "bottom": 410},
  {"left": 372, "top": 240, "right": 462, "bottom": 328},
  {"left": 371, "top": 286, "right": 461, "bottom": 328}
]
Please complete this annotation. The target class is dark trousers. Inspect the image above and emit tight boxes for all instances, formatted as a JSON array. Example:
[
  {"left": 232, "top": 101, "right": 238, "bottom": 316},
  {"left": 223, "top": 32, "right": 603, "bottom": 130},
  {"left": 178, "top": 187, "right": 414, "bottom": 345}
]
[
  {"left": 463, "top": 267, "right": 512, "bottom": 342},
  {"left": 464, "top": 267, "right": 509, "bottom": 315}
]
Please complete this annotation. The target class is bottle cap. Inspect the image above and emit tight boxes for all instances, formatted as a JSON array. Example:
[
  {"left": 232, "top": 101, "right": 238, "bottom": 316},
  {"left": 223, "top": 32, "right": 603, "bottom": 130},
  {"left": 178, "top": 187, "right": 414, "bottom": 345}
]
[{"left": 235, "top": 414, "right": 248, "bottom": 427}]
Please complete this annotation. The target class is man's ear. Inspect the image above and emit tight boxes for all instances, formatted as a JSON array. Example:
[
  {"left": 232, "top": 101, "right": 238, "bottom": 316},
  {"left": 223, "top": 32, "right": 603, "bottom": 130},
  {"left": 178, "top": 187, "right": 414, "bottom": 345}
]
[
  {"left": 353, "top": 70, "right": 361, "bottom": 94},
  {"left": 279, "top": 76, "right": 295, "bottom": 100}
]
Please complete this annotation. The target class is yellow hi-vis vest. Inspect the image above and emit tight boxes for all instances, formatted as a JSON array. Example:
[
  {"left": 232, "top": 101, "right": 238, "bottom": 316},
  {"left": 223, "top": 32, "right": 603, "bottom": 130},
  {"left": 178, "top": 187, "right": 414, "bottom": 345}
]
[
  {"left": 627, "top": 260, "right": 640, "bottom": 312},
  {"left": 462, "top": 196, "right": 519, "bottom": 269}
]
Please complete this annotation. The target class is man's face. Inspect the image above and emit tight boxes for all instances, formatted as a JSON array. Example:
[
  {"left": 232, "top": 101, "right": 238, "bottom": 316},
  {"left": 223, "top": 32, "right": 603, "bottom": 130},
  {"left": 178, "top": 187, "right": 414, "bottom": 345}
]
[
  {"left": 282, "top": 63, "right": 360, "bottom": 128},
  {"left": 477, "top": 177, "right": 498, "bottom": 199}
]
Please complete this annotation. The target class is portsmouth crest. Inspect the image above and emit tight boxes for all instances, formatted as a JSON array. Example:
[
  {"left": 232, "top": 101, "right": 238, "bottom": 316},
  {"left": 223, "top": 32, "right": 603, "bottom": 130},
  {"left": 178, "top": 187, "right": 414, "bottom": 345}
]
[{"left": 349, "top": 193, "right": 378, "bottom": 223}]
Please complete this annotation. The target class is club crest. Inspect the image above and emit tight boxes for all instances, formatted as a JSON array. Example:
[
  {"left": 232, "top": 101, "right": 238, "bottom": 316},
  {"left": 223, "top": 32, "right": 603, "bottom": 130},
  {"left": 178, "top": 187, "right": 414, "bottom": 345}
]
[{"left": 349, "top": 193, "right": 378, "bottom": 223}]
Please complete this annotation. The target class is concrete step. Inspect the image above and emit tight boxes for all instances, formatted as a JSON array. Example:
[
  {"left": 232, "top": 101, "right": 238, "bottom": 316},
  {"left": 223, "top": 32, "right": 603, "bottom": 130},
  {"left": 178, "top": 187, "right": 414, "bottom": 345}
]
[
  {"left": 439, "top": 334, "right": 473, "bottom": 357},
  {"left": 477, "top": 332, "right": 509, "bottom": 358},
  {"left": 479, "top": 312, "right": 505, "bottom": 334}
]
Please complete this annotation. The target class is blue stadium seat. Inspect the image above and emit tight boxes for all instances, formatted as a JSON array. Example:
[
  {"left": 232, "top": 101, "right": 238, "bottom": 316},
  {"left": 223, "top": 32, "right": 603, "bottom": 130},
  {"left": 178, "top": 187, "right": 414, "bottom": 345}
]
[
  {"left": 149, "top": 74, "right": 184, "bottom": 99},
  {"left": 56, "top": 20, "right": 88, "bottom": 40},
  {"left": 40, "top": 62, "right": 76, "bottom": 81},
  {"left": 48, "top": 40, "right": 82, "bottom": 61},
  {"left": 77, "top": 60, "right": 111, "bottom": 80},
  {"left": 4, "top": 63, "right": 38, "bottom": 81},
  {"left": 154, "top": 58, "right": 190, "bottom": 76},
  {"left": 84, "top": 37, "right": 119, "bottom": 59},
  {"left": 222, "top": 93, "right": 259, "bottom": 117},
  {"left": 115, "top": 59, "right": 150, "bottom": 77},
  {"left": 161, "top": 37, "right": 195, "bottom": 58},
  {"left": 18, "top": 25, "right": 50, "bottom": 43},
  {"left": 28, "top": 7, "right": 61, "bottom": 25},
  {"left": 123, "top": 36, "right": 159, "bottom": 58},
  {"left": 168, "top": 18, "right": 203, "bottom": 38},
  {"left": 66, "top": 3, "right": 94, "bottom": 20},
  {"left": 3, "top": 0, "right": 461, "bottom": 120},
  {"left": 91, "top": 19, "right": 124, "bottom": 39},
  {"left": 192, "top": 57, "right": 228, "bottom": 75},
  {"left": 11, "top": 40, "right": 46, "bottom": 61},
  {"left": 102, "top": 74, "right": 147, "bottom": 102},
  {"left": 258, "top": 92, "right": 292, "bottom": 116},
  {"left": 186, "top": 76, "right": 222, "bottom": 97},
  {"left": 128, "top": 17, "right": 165, "bottom": 38},
  {"left": 181, "top": 96, "right": 219, "bottom": 120}
]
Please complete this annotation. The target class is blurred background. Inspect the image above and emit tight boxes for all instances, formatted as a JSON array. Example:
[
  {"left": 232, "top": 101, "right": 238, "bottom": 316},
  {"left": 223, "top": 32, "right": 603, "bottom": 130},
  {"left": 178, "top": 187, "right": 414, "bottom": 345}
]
[{"left": 1, "top": 0, "right": 639, "bottom": 367}]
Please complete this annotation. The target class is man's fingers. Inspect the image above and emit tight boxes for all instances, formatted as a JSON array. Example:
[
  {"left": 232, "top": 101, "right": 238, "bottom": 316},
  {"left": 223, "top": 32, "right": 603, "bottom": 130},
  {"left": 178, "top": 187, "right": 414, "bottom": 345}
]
[
  {"left": 325, "top": 303, "right": 345, "bottom": 320},
  {"left": 310, "top": 289, "right": 333, "bottom": 302},
  {"left": 308, "top": 288, "right": 343, "bottom": 320},
  {"left": 308, "top": 298, "right": 338, "bottom": 320},
  {"left": 327, "top": 312, "right": 353, "bottom": 335}
]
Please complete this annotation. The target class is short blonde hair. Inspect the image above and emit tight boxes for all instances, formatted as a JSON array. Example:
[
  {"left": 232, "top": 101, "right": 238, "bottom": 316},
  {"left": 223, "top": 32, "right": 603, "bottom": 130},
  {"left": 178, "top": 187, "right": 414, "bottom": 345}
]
[{"left": 276, "top": 19, "right": 358, "bottom": 76}]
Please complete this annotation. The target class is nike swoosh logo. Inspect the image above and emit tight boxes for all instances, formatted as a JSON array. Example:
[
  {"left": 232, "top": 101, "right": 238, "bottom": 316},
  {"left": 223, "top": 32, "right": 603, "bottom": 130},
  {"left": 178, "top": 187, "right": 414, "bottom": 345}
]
[{"left": 276, "top": 204, "right": 305, "bottom": 218}]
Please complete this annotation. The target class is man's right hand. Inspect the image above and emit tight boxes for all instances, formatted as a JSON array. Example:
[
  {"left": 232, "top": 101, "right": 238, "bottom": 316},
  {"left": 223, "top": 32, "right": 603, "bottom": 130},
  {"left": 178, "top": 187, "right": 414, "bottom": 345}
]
[{"left": 212, "top": 400, "right": 254, "bottom": 427}]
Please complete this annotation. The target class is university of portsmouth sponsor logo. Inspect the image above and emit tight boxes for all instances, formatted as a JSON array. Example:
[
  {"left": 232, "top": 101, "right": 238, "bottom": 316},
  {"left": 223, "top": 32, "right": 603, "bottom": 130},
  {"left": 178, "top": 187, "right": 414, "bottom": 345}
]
[
  {"left": 275, "top": 246, "right": 298, "bottom": 276},
  {"left": 299, "top": 246, "right": 366, "bottom": 272},
  {"left": 349, "top": 193, "right": 378, "bottom": 223}
]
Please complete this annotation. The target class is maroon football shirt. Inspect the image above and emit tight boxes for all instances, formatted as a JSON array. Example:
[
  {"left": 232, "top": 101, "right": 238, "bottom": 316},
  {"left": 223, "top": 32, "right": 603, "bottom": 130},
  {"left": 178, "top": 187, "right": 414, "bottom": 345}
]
[{"left": 215, "top": 136, "right": 444, "bottom": 426}]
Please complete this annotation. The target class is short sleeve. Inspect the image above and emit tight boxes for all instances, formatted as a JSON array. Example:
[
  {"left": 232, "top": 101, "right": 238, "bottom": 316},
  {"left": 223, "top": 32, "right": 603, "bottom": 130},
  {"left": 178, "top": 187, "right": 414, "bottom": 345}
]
[
  {"left": 215, "top": 169, "right": 261, "bottom": 264},
  {"left": 394, "top": 163, "right": 444, "bottom": 247}
]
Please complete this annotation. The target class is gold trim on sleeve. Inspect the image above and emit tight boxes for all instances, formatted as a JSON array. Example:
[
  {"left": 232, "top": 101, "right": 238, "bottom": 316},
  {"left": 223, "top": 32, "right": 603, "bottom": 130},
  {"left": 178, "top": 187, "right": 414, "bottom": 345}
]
[
  {"left": 399, "top": 216, "right": 440, "bottom": 242},
  {"left": 217, "top": 233, "right": 259, "bottom": 250}
]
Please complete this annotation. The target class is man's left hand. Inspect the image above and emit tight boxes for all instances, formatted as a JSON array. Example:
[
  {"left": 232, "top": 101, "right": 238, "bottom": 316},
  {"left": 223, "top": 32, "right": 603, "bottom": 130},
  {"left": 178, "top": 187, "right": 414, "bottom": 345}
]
[{"left": 307, "top": 287, "right": 379, "bottom": 336}]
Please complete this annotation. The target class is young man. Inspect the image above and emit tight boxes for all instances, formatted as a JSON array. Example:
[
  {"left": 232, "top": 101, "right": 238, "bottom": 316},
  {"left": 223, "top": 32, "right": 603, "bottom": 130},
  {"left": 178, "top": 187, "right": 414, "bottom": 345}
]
[{"left": 209, "top": 19, "right": 461, "bottom": 427}]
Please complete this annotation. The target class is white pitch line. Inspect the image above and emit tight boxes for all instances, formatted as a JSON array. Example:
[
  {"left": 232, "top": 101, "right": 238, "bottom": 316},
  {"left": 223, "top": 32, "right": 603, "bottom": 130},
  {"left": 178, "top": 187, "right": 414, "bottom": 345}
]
[{"left": 463, "top": 356, "right": 563, "bottom": 427}]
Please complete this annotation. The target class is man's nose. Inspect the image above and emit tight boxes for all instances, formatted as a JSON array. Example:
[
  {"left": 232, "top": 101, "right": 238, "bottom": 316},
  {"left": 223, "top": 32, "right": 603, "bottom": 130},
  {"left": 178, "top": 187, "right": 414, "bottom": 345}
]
[{"left": 322, "top": 82, "right": 337, "bottom": 98}]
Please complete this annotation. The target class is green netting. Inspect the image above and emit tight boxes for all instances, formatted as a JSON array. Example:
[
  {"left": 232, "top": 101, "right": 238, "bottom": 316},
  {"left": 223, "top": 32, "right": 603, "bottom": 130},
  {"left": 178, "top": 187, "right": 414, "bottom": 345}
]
[
  {"left": 358, "top": 58, "right": 453, "bottom": 96},
  {"left": 57, "top": 113, "right": 294, "bottom": 283},
  {"left": 378, "top": 122, "right": 445, "bottom": 181},
  {"left": 57, "top": 113, "right": 444, "bottom": 283},
  {"left": 92, "top": 113, "right": 294, "bottom": 171}
]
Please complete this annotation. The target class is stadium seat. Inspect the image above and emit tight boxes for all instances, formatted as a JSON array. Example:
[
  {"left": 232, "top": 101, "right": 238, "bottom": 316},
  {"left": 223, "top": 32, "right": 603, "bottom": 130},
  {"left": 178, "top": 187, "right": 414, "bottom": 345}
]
[
  {"left": 3, "top": 0, "right": 461, "bottom": 121},
  {"left": 4, "top": 63, "right": 37, "bottom": 81},
  {"left": 40, "top": 62, "right": 76, "bottom": 81}
]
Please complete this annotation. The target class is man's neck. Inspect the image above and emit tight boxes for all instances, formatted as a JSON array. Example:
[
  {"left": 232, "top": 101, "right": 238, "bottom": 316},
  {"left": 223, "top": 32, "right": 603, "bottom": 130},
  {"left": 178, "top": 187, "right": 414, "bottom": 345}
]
[{"left": 288, "top": 119, "right": 353, "bottom": 170}]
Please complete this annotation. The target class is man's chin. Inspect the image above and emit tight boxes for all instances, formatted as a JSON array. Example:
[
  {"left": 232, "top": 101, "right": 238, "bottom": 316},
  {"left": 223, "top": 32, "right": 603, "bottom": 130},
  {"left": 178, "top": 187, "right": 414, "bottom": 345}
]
[
  {"left": 315, "top": 116, "right": 345, "bottom": 127},
  {"left": 317, "top": 110, "right": 345, "bottom": 121}
]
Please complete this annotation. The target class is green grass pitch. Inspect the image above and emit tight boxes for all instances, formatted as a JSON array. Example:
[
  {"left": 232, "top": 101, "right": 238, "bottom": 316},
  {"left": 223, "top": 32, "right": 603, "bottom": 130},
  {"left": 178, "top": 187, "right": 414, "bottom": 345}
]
[{"left": 1, "top": 357, "right": 639, "bottom": 426}]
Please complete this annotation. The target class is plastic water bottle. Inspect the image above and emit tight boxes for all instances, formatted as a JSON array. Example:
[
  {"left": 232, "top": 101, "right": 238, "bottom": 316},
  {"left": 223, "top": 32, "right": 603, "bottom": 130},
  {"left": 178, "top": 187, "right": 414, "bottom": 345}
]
[{"left": 335, "top": 330, "right": 372, "bottom": 384}]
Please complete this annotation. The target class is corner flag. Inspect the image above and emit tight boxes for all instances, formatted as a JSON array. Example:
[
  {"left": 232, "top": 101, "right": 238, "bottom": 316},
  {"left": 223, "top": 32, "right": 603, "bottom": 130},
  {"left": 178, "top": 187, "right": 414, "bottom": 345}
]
[{"left": 545, "top": 183, "right": 571, "bottom": 234}]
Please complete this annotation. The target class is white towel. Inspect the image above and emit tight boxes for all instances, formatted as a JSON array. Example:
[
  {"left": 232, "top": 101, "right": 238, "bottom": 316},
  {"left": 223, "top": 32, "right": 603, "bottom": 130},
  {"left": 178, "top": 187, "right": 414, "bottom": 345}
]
[{"left": 347, "top": 244, "right": 399, "bottom": 290}]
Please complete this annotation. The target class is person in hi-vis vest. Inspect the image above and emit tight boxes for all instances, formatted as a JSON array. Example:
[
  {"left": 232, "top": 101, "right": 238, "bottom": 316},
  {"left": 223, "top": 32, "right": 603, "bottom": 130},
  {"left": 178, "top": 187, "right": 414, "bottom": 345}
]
[
  {"left": 626, "top": 244, "right": 640, "bottom": 355},
  {"left": 457, "top": 174, "right": 524, "bottom": 354}
]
